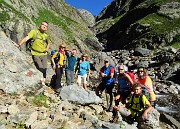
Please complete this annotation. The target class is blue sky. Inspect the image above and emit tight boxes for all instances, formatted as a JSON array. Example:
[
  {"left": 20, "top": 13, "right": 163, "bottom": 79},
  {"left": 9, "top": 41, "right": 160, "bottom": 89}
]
[{"left": 64, "top": 0, "right": 112, "bottom": 16}]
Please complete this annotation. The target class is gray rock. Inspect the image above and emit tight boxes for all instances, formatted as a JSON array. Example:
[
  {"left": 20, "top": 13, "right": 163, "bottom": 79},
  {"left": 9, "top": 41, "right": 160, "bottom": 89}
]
[
  {"left": 25, "top": 111, "right": 38, "bottom": 128},
  {"left": 134, "top": 47, "right": 151, "bottom": 57},
  {"left": 139, "top": 109, "right": 161, "bottom": 129},
  {"left": 0, "top": 33, "right": 42, "bottom": 93},
  {"left": 59, "top": 84, "right": 102, "bottom": 105},
  {"left": 77, "top": 9, "right": 95, "bottom": 27},
  {"left": 160, "top": 112, "right": 180, "bottom": 129}
]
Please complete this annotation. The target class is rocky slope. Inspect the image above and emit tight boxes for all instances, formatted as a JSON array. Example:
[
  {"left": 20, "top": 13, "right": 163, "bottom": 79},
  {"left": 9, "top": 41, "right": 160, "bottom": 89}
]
[
  {"left": 93, "top": 0, "right": 180, "bottom": 84},
  {"left": 0, "top": 0, "right": 180, "bottom": 128},
  {"left": 0, "top": 0, "right": 101, "bottom": 55}
]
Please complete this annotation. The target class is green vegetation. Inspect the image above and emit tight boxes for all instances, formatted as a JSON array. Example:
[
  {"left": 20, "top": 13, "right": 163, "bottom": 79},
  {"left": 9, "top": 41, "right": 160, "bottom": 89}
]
[
  {"left": 137, "top": 13, "right": 180, "bottom": 34},
  {"left": 168, "top": 34, "right": 180, "bottom": 49},
  {"left": 15, "top": 121, "right": 25, "bottom": 129},
  {"left": 11, "top": 92, "right": 18, "bottom": 96},
  {"left": 138, "top": 0, "right": 179, "bottom": 8},
  {"left": 0, "top": 0, "right": 29, "bottom": 22},
  {"left": 114, "top": 14, "right": 125, "bottom": 23},
  {"left": 31, "top": 93, "right": 48, "bottom": 108},
  {"left": 0, "top": 11, "right": 10, "bottom": 23},
  {"left": 32, "top": 9, "right": 91, "bottom": 44}
]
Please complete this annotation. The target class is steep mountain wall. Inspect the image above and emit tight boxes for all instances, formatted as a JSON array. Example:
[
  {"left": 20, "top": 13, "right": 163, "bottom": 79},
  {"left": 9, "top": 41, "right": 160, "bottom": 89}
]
[{"left": 95, "top": 0, "right": 180, "bottom": 50}]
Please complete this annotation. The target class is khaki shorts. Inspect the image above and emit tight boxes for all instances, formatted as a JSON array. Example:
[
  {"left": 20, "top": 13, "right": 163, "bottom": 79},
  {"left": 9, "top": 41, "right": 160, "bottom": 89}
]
[{"left": 33, "top": 55, "right": 47, "bottom": 69}]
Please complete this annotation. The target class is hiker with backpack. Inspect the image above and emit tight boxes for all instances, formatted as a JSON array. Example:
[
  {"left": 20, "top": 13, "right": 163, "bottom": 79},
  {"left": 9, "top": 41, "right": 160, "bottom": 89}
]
[
  {"left": 112, "top": 65, "right": 134, "bottom": 121},
  {"left": 51, "top": 44, "right": 66, "bottom": 93},
  {"left": 113, "top": 82, "right": 153, "bottom": 124},
  {"left": 15, "top": 21, "right": 50, "bottom": 86},
  {"left": 114, "top": 65, "right": 134, "bottom": 104},
  {"left": 76, "top": 54, "right": 90, "bottom": 90},
  {"left": 65, "top": 49, "right": 78, "bottom": 85},
  {"left": 95, "top": 59, "right": 115, "bottom": 111},
  {"left": 137, "top": 65, "right": 156, "bottom": 108}
]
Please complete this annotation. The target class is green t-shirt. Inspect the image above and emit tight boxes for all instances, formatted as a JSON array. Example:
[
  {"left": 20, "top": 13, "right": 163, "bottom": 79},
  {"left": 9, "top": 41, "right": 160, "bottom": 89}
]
[
  {"left": 128, "top": 95, "right": 150, "bottom": 117},
  {"left": 28, "top": 30, "right": 50, "bottom": 56}
]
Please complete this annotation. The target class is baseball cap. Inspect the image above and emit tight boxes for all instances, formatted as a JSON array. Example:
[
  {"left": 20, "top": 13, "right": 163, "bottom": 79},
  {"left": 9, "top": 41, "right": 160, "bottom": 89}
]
[{"left": 104, "top": 59, "right": 109, "bottom": 62}]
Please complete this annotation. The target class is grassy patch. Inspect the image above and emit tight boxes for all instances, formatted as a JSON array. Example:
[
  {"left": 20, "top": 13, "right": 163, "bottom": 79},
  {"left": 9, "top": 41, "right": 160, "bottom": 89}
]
[
  {"left": 31, "top": 93, "right": 48, "bottom": 108},
  {"left": 138, "top": 0, "right": 179, "bottom": 7},
  {"left": 0, "top": 11, "right": 10, "bottom": 23},
  {"left": 167, "top": 34, "right": 180, "bottom": 48},
  {"left": 32, "top": 9, "right": 91, "bottom": 44},
  {"left": 114, "top": 14, "right": 125, "bottom": 23},
  {"left": 15, "top": 121, "right": 25, "bottom": 129},
  {"left": 0, "top": 0, "right": 29, "bottom": 22},
  {"left": 137, "top": 13, "right": 180, "bottom": 34}
]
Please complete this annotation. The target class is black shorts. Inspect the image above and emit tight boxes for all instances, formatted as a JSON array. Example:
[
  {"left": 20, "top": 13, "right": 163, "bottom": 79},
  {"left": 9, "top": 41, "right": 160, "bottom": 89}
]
[{"left": 98, "top": 82, "right": 114, "bottom": 94}]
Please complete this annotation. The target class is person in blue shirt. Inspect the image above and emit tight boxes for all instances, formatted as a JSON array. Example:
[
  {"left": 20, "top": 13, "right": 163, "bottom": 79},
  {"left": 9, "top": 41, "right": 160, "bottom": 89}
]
[
  {"left": 76, "top": 54, "right": 90, "bottom": 90},
  {"left": 65, "top": 49, "right": 78, "bottom": 85}
]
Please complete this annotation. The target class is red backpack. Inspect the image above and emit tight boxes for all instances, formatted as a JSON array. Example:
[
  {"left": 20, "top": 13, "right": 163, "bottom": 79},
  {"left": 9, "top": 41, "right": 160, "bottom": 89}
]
[{"left": 126, "top": 72, "right": 135, "bottom": 82}]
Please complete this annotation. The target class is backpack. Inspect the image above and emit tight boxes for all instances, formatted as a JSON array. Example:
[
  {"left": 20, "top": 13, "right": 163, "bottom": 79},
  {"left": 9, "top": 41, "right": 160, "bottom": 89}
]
[
  {"left": 141, "top": 85, "right": 150, "bottom": 100},
  {"left": 128, "top": 94, "right": 145, "bottom": 118},
  {"left": 126, "top": 72, "right": 135, "bottom": 82},
  {"left": 50, "top": 50, "right": 60, "bottom": 66},
  {"left": 26, "top": 30, "right": 47, "bottom": 51},
  {"left": 50, "top": 74, "right": 56, "bottom": 89}
]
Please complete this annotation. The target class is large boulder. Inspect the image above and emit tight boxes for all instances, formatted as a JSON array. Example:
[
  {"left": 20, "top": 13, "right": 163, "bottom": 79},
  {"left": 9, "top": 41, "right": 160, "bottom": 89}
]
[
  {"left": 0, "top": 31, "right": 41, "bottom": 93},
  {"left": 59, "top": 84, "right": 102, "bottom": 105},
  {"left": 139, "top": 109, "right": 161, "bottom": 129},
  {"left": 160, "top": 112, "right": 180, "bottom": 129}
]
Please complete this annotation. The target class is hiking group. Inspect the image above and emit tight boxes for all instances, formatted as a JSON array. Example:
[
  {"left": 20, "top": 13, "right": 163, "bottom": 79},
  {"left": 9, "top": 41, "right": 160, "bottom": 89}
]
[
  {"left": 96, "top": 59, "right": 156, "bottom": 124},
  {"left": 15, "top": 21, "right": 156, "bottom": 125}
]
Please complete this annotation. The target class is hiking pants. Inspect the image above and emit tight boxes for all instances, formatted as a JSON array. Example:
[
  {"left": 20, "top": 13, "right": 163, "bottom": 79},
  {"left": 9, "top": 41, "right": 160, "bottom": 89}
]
[
  {"left": 33, "top": 55, "right": 47, "bottom": 78},
  {"left": 55, "top": 67, "right": 63, "bottom": 89},
  {"left": 65, "top": 70, "right": 74, "bottom": 85}
]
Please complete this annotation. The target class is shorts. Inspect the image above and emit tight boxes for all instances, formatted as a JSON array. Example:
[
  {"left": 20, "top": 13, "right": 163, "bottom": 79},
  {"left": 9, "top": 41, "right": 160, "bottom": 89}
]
[{"left": 77, "top": 74, "right": 87, "bottom": 84}]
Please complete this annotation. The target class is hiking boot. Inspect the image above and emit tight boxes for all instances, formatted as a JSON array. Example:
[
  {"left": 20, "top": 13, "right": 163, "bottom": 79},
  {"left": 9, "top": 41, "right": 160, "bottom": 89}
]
[
  {"left": 55, "top": 88, "right": 61, "bottom": 93},
  {"left": 40, "top": 78, "right": 46, "bottom": 86},
  {"left": 106, "top": 105, "right": 113, "bottom": 112},
  {"left": 112, "top": 116, "right": 119, "bottom": 123},
  {"left": 41, "top": 82, "right": 46, "bottom": 86}
]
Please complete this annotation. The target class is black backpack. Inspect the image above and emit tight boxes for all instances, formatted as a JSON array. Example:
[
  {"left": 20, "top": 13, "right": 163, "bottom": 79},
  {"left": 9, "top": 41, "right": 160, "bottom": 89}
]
[{"left": 50, "top": 74, "right": 56, "bottom": 89}]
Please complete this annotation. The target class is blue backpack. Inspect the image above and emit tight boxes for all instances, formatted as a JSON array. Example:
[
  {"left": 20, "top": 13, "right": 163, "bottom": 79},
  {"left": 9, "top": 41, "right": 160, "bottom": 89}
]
[
  {"left": 50, "top": 50, "right": 60, "bottom": 66},
  {"left": 141, "top": 85, "right": 150, "bottom": 100}
]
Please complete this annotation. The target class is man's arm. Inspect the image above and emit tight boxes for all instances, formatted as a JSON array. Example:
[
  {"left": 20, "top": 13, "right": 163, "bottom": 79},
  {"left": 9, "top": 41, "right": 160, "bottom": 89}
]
[
  {"left": 15, "top": 35, "right": 30, "bottom": 48},
  {"left": 109, "top": 67, "right": 114, "bottom": 78},
  {"left": 51, "top": 52, "right": 57, "bottom": 70},
  {"left": 45, "top": 42, "right": 50, "bottom": 52},
  {"left": 142, "top": 104, "right": 152, "bottom": 120}
]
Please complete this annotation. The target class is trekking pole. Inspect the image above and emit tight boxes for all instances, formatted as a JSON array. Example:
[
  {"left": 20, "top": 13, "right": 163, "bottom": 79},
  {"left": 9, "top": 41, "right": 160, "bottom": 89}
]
[{"left": 105, "top": 89, "right": 110, "bottom": 110}]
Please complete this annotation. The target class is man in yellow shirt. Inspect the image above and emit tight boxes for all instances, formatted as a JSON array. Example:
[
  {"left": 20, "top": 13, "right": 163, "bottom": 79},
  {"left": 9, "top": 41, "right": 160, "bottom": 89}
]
[{"left": 15, "top": 21, "right": 50, "bottom": 86}]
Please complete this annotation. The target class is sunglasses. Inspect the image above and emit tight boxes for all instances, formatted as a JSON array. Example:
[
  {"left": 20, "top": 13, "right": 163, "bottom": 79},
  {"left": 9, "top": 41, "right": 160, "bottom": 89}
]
[
  {"left": 138, "top": 70, "right": 144, "bottom": 73},
  {"left": 119, "top": 69, "right": 124, "bottom": 70},
  {"left": 41, "top": 23, "right": 48, "bottom": 27}
]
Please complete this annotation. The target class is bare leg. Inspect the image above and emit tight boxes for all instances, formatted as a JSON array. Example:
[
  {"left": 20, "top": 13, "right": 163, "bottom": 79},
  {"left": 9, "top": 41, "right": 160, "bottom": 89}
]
[{"left": 83, "top": 83, "right": 87, "bottom": 90}]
